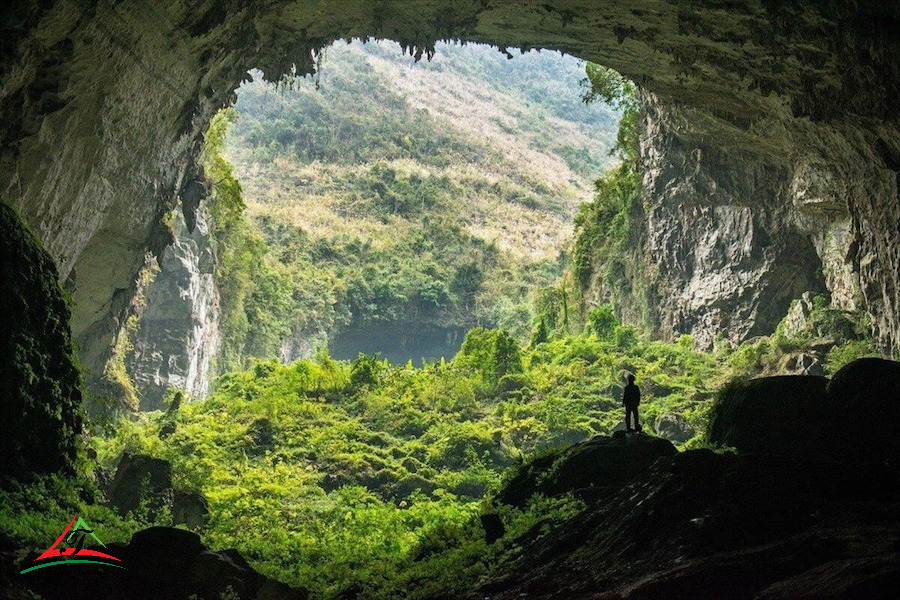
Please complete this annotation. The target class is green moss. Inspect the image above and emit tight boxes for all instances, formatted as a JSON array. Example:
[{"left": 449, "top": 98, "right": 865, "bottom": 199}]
[{"left": 0, "top": 202, "right": 84, "bottom": 479}]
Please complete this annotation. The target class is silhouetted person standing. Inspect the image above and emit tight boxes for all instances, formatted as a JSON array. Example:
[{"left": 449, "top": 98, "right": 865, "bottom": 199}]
[{"left": 623, "top": 373, "right": 641, "bottom": 432}]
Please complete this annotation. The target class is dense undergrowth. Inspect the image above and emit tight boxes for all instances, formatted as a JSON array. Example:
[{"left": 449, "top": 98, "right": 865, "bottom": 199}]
[
  {"left": 93, "top": 319, "right": 727, "bottom": 597},
  {"left": 3, "top": 296, "right": 877, "bottom": 597}
]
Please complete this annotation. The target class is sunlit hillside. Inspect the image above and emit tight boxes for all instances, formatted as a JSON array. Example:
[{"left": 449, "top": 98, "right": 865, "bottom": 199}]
[{"left": 217, "top": 41, "right": 621, "bottom": 362}]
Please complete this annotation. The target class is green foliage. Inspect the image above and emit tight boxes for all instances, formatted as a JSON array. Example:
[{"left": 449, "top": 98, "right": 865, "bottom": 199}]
[
  {"left": 729, "top": 294, "right": 878, "bottom": 379},
  {"left": 572, "top": 158, "right": 644, "bottom": 309},
  {"left": 457, "top": 328, "right": 524, "bottom": 388},
  {"left": 0, "top": 475, "right": 141, "bottom": 554},
  {"left": 204, "top": 110, "right": 317, "bottom": 371},
  {"left": 572, "top": 63, "right": 652, "bottom": 331},
  {"left": 824, "top": 339, "right": 880, "bottom": 375},
  {"left": 581, "top": 63, "right": 637, "bottom": 112},
  {"left": 205, "top": 41, "right": 622, "bottom": 369},
  {"left": 89, "top": 323, "right": 734, "bottom": 597},
  {"left": 585, "top": 304, "right": 618, "bottom": 339},
  {"left": 202, "top": 96, "right": 572, "bottom": 370}
]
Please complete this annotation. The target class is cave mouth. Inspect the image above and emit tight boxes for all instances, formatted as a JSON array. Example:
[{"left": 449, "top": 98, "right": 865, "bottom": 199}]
[
  {"left": 122, "top": 38, "right": 623, "bottom": 395},
  {"left": 3, "top": 3, "right": 900, "bottom": 598},
  {"left": 6, "top": 1, "right": 898, "bottom": 400}
]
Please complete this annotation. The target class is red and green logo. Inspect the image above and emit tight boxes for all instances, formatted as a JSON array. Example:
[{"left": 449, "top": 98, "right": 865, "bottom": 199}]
[{"left": 20, "top": 515, "right": 125, "bottom": 574}]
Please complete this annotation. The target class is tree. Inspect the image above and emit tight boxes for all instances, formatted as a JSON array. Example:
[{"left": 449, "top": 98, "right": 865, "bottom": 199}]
[{"left": 585, "top": 304, "right": 618, "bottom": 340}]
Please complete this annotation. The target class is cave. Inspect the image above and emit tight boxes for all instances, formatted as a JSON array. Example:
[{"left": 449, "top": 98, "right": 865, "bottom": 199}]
[
  {"left": 2, "top": 1, "right": 900, "bottom": 597},
  {"left": 2, "top": 1, "right": 899, "bottom": 391}
]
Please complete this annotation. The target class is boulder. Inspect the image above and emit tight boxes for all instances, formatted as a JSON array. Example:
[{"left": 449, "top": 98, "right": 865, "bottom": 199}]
[
  {"left": 785, "top": 353, "right": 825, "bottom": 377},
  {"left": 708, "top": 363, "right": 900, "bottom": 463},
  {"left": 173, "top": 491, "right": 209, "bottom": 529},
  {"left": 655, "top": 413, "right": 694, "bottom": 443},
  {"left": 480, "top": 513, "right": 505, "bottom": 544},
  {"left": 128, "top": 527, "right": 204, "bottom": 576},
  {"left": 256, "top": 579, "right": 310, "bottom": 600},
  {"left": 495, "top": 434, "right": 677, "bottom": 507},
  {"left": 186, "top": 550, "right": 259, "bottom": 599},
  {"left": 706, "top": 376, "right": 831, "bottom": 461},
  {"left": 21, "top": 524, "right": 301, "bottom": 599},
  {"left": 827, "top": 358, "right": 900, "bottom": 461},
  {"left": 107, "top": 453, "right": 173, "bottom": 517}
]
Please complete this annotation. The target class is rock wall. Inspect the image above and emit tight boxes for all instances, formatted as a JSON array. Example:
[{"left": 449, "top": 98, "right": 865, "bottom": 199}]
[
  {"left": 126, "top": 207, "right": 220, "bottom": 410},
  {"left": 606, "top": 86, "right": 892, "bottom": 350},
  {"left": 1, "top": 0, "right": 898, "bottom": 399},
  {"left": 635, "top": 93, "right": 830, "bottom": 347},
  {"left": 0, "top": 202, "right": 83, "bottom": 477}
]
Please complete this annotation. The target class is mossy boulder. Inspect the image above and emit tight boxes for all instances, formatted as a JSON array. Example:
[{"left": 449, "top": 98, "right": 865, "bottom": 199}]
[
  {"left": 107, "top": 453, "right": 173, "bottom": 517},
  {"left": 0, "top": 202, "right": 83, "bottom": 478},
  {"left": 655, "top": 413, "right": 695, "bottom": 443}
]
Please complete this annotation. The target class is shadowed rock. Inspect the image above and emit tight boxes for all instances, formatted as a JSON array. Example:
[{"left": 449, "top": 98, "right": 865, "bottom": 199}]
[
  {"left": 173, "top": 491, "right": 209, "bottom": 529},
  {"left": 495, "top": 434, "right": 677, "bottom": 508},
  {"left": 468, "top": 443, "right": 900, "bottom": 600},
  {"left": 827, "top": 357, "right": 900, "bottom": 462},
  {"left": 655, "top": 413, "right": 694, "bottom": 443},
  {"left": 0, "top": 203, "right": 83, "bottom": 478},
  {"left": 481, "top": 513, "right": 506, "bottom": 545},
  {"left": 19, "top": 526, "right": 308, "bottom": 600},
  {"left": 107, "top": 453, "right": 173, "bottom": 517},
  {"left": 706, "top": 376, "right": 831, "bottom": 461},
  {"left": 707, "top": 360, "right": 900, "bottom": 463}
]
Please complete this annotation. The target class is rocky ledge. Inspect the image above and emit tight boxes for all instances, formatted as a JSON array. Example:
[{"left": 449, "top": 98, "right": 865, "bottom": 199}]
[{"left": 472, "top": 358, "right": 900, "bottom": 599}]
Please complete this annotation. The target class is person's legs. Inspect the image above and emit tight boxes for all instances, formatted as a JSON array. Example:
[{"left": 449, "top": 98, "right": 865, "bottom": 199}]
[
  {"left": 625, "top": 406, "right": 634, "bottom": 431},
  {"left": 633, "top": 406, "right": 640, "bottom": 431}
]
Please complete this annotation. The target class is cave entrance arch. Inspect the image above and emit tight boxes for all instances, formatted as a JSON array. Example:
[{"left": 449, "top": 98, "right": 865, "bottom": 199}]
[{"left": 3, "top": 1, "right": 898, "bottom": 395}]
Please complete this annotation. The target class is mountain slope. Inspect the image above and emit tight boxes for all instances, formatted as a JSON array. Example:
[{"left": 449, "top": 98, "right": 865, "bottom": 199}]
[{"left": 220, "top": 41, "right": 620, "bottom": 364}]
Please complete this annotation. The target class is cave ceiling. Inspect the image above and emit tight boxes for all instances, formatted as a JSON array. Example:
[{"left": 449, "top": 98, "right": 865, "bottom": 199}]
[{"left": 1, "top": 0, "right": 898, "bottom": 382}]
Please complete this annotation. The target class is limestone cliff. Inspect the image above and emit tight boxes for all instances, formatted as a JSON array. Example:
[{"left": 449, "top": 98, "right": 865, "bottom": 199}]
[
  {"left": 1, "top": 0, "right": 898, "bottom": 400},
  {"left": 125, "top": 207, "right": 220, "bottom": 410},
  {"left": 580, "top": 90, "right": 880, "bottom": 349}
]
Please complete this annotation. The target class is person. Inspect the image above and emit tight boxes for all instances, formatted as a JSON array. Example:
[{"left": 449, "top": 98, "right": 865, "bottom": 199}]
[{"left": 622, "top": 373, "right": 641, "bottom": 432}]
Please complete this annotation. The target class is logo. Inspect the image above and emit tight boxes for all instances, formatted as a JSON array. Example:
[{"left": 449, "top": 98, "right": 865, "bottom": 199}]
[{"left": 20, "top": 515, "right": 126, "bottom": 574}]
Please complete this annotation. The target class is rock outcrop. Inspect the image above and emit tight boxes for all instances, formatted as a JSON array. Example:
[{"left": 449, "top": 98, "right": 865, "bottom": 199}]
[
  {"left": 1, "top": 1, "right": 899, "bottom": 403},
  {"left": 827, "top": 357, "right": 900, "bottom": 462},
  {"left": 20, "top": 527, "right": 309, "bottom": 600},
  {"left": 0, "top": 202, "right": 83, "bottom": 478},
  {"left": 707, "top": 358, "right": 900, "bottom": 463},
  {"left": 706, "top": 375, "right": 832, "bottom": 461},
  {"left": 495, "top": 433, "right": 677, "bottom": 507},
  {"left": 106, "top": 453, "right": 173, "bottom": 517},
  {"left": 106, "top": 452, "right": 209, "bottom": 528},
  {"left": 126, "top": 207, "right": 220, "bottom": 410},
  {"left": 476, "top": 429, "right": 900, "bottom": 598},
  {"left": 637, "top": 94, "right": 831, "bottom": 348}
]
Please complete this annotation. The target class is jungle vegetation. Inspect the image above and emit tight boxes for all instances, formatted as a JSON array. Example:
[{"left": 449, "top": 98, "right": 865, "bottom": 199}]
[{"left": 0, "top": 47, "right": 881, "bottom": 600}]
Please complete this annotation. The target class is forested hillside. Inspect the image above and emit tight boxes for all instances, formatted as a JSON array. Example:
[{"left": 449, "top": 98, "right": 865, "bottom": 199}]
[{"left": 218, "top": 41, "right": 619, "bottom": 367}]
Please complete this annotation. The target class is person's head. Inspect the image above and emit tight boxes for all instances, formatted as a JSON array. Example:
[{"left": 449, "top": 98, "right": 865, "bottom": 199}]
[{"left": 627, "top": 373, "right": 635, "bottom": 384}]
